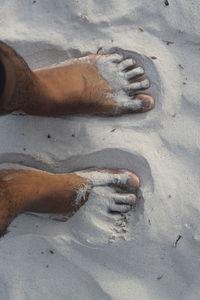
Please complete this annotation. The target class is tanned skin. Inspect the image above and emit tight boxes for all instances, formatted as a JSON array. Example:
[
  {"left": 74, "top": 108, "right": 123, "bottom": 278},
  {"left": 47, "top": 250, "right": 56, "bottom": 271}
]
[
  {"left": 0, "top": 41, "right": 154, "bottom": 116},
  {"left": 0, "top": 169, "right": 90, "bottom": 235},
  {"left": 0, "top": 168, "right": 140, "bottom": 236},
  {"left": 0, "top": 41, "right": 153, "bottom": 235}
]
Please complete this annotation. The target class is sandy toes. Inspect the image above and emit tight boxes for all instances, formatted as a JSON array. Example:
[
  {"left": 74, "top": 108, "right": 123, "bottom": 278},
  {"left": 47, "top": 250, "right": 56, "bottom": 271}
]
[
  {"left": 76, "top": 168, "right": 139, "bottom": 213},
  {"left": 94, "top": 53, "right": 155, "bottom": 114}
]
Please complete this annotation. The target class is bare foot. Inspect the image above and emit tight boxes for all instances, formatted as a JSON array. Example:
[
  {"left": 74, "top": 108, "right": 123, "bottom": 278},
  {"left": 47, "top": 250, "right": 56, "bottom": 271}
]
[
  {"left": 0, "top": 167, "right": 139, "bottom": 235},
  {"left": 0, "top": 42, "right": 155, "bottom": 116},
  {"left": 75, "top": 168, "right": 139, "bottom": 213},
  {"left": 33, "top": 54, "right": 155, "bottom": 116}
]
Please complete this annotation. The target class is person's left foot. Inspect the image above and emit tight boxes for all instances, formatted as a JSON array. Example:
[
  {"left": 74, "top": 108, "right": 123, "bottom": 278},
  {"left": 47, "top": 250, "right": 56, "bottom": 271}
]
[
  {"left": 0, "top": 42, "right": 155, "bottom": 116},
  {"left": 33, "top": 53, "right": 155, "bottom": 116}
]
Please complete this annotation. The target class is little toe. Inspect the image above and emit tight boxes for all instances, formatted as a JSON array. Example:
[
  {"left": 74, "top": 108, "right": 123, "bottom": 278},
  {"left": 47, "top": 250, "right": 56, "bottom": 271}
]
[
  {"left": 112, "top": 194, "right": 136, "bottom": 205},
  {"left": 109, "top": 203, "right": 132, "bottom": 213},
  {"left": 103, "top": 53, "right": 123, "bottom": 63},
  {"left": 118, "top": 58, "right": 136, "bottom": 71}
]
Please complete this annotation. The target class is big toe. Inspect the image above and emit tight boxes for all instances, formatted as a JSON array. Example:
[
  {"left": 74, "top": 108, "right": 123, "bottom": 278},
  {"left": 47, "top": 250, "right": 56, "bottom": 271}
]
[{"left": 118, "top": 93, "right": 155, "bottom": 114}]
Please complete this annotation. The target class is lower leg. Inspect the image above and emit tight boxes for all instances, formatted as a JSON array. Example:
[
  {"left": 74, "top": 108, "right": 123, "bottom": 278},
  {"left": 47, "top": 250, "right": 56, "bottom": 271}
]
[{"left": 0, "top": 41, "right": 55, "bottom": 115}]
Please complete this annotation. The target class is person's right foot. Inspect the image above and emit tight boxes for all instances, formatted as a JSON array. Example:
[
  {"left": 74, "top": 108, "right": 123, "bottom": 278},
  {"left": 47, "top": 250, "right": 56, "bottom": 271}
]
[
  {"left": 0, "top": 167, "right": 139, "bottom": 236},
  {"left": 75, "top": 168, "right": 140, "bottom": 213}
]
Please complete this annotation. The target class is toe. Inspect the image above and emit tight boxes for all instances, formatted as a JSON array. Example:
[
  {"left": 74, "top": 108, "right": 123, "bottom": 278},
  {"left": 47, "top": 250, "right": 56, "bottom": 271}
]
[
  {"left": 118, "top": 99, "right": 144, "bottom": 112},
  {"left": 118, "top": 58, "right": 136, "bottom": 71},
  {"left": 133, "top": 94, "right": 155, "bottom": 112},
  {"left": 103, "top": 53, "right": 123, "bottom": 63},
  {"left": 111, "top": 170, "right": 140, "bottom": 190},
  {"left": 112, "top": 194, "right": 136, "bottom": 205},
  {"left": 126, "top": 172, "right": 140, "bottom": 189},
  {"left": 75, "top": 169, "right": 140, "bottom": 190},
  {"left": 117, "top": 94, "right": 155, "bottom": 114},
  {"left": 125, "top": 67, "right": 145, "bottom": 80},
  {"left": 125, "top": 78, "right": 150, "bottom": 91},
  {"left": 109, "top": 203, "right": 132, "bottom": 213}
]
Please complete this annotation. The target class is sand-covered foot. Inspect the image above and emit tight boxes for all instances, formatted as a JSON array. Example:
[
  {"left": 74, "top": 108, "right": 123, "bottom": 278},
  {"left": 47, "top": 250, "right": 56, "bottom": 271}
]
[
  {"left": 0, "top": 41, "right": 155, "bottom": 116},
  {"left": 75, "top": 168, "right": 140, "bottom": 213},
  {"left": 33, "top": 53, "right": 155, "bottom": 116},
  {"left": 0, "top": 167, "right": 139, "bottom": 236},
  {"left": 41, "top": 53, "right": 155, "bottom": 116},
  {"left": 91, "top": 53, "right": 155, "bottom": 115}
]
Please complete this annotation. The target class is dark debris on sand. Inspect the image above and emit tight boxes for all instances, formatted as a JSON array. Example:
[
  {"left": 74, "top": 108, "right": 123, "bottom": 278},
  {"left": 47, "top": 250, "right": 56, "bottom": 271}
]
[
  {"left": 157, "top": 274, "right": 164, "bottom": 280},
  {"left": 163, "top": 40, "right": 174, "bottom": 45},
  {"left": 97, "top": 47, "right": 103, "bottom": 54},
  {"left": 173, "top": 235, "right": 182, "bottom": 248},
  {"left": 150, "top": 56, "right": 157, "bottom": 60}
]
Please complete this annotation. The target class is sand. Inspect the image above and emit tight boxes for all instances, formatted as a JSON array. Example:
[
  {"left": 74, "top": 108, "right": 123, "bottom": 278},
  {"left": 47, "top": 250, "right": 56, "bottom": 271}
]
[{"left": 0, "top": 0, "right": 200, "bottom": 299}]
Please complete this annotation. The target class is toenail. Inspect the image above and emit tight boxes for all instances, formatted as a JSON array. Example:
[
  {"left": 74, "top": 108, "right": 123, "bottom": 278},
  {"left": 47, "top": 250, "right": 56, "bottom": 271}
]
[
  {"left": 141, "top": 79, "right": 150, "bottom": 88},
  {"left": 129, "top": 195, "right": 136, "bottom": 204},
  {"left": 127, "top": 173, "right": 140, "bottom": 189},
  {"left": 141, "top": 97, "right": 152, "bottom": 109}
]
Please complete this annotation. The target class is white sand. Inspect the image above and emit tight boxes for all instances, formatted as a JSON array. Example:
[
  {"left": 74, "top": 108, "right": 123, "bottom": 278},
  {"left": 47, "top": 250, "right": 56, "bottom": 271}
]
[{"left": 0, "top": 0, "right": 200, "bottom": 299}]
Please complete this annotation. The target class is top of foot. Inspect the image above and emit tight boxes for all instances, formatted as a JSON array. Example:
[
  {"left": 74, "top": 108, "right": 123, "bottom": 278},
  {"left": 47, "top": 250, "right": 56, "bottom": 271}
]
[
  {"left": 73, "top": 53, "right": 155, "bottom": 115},
  {"left": 34, "top": 52, "right": 155, "bottom": 116}
]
